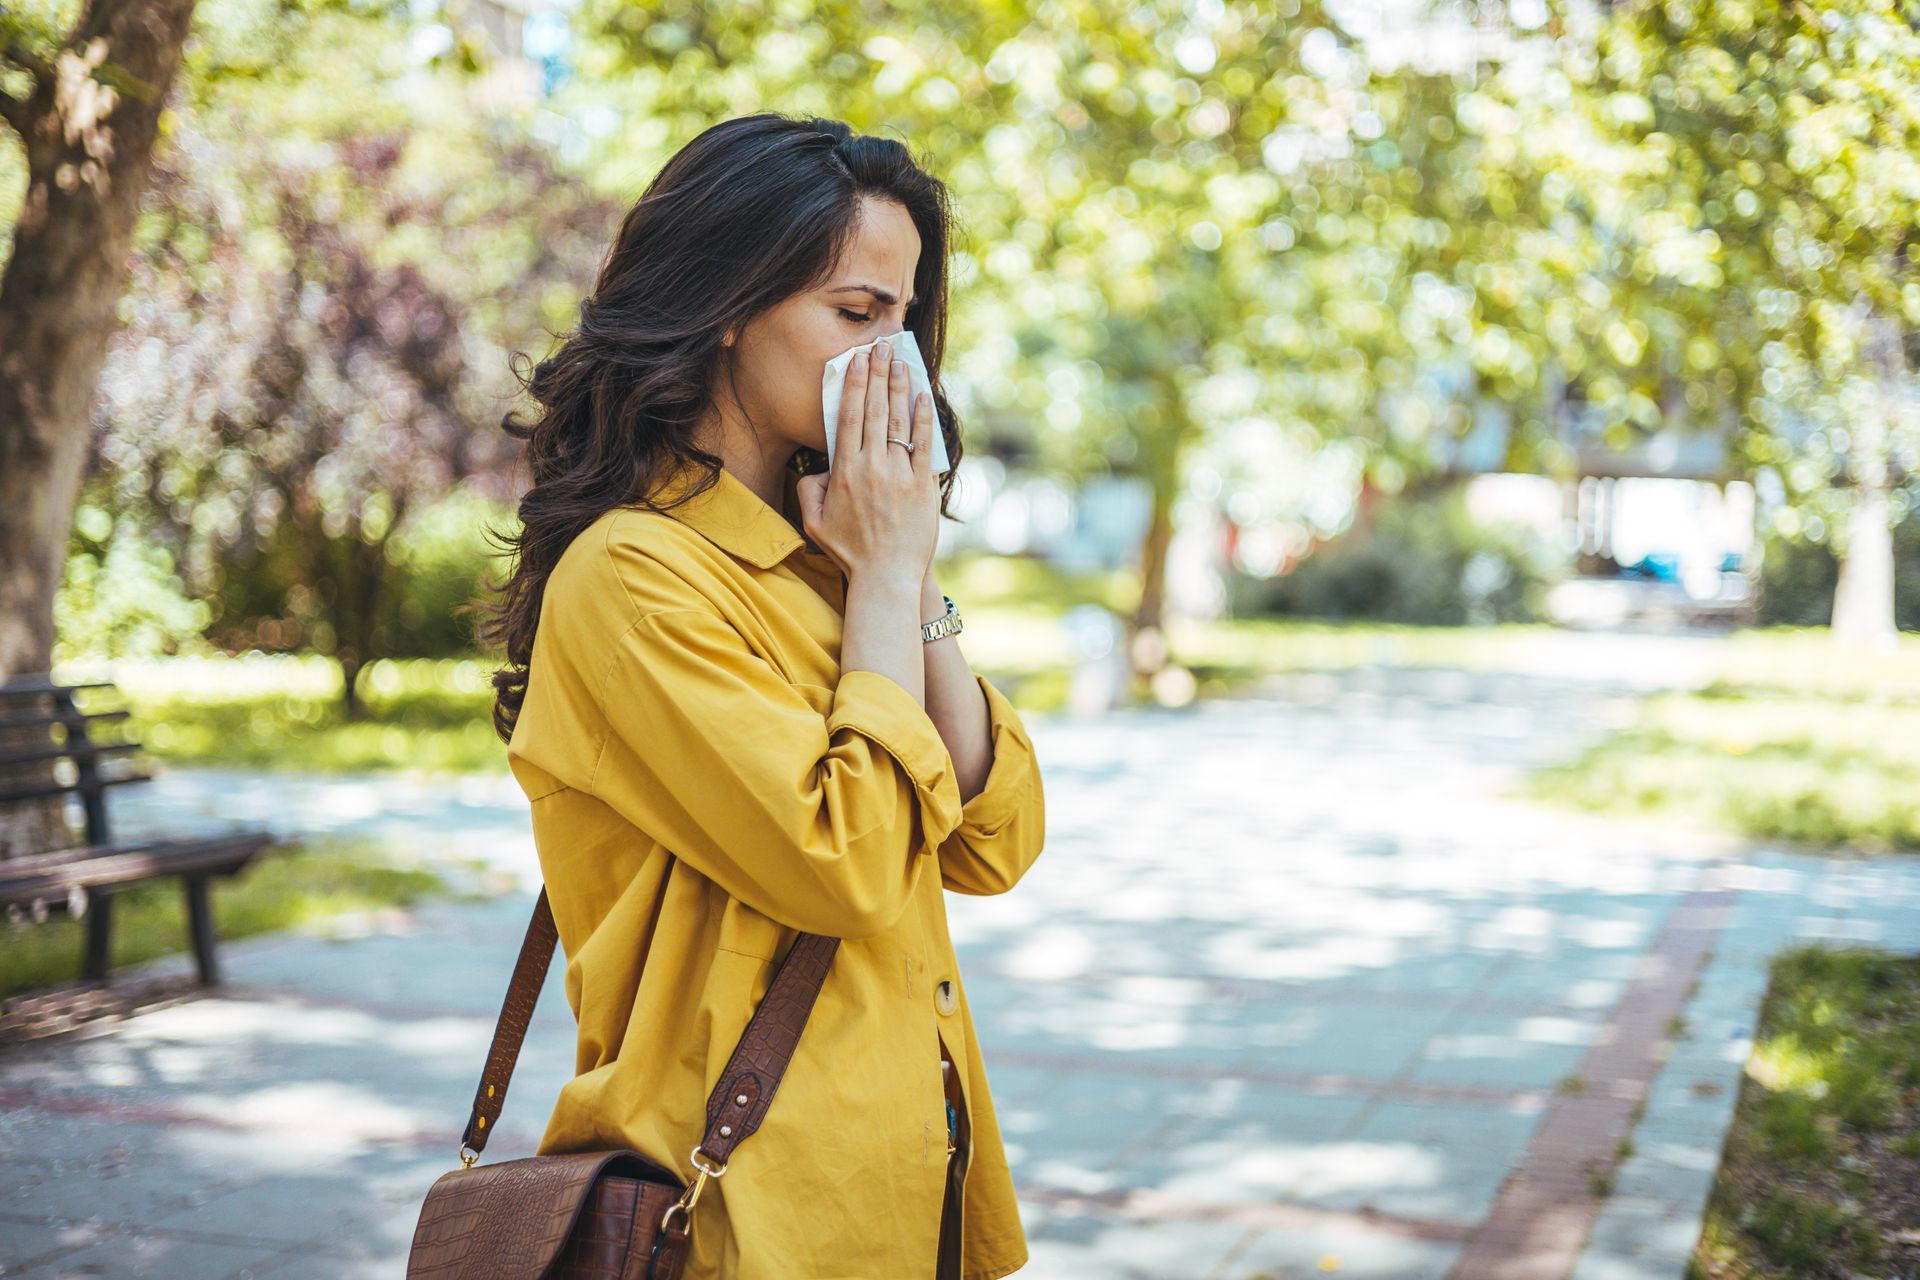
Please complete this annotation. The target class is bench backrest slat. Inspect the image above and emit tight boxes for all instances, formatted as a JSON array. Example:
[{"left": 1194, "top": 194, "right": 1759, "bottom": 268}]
[{"left": 0, "top": 678, "right": 144, "bottom": 846}]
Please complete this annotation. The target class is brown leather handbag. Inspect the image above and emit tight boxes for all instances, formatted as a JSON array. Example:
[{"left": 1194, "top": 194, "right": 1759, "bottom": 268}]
[{"left": 407, "top": 889, "right": 839, "bottom": 1278}]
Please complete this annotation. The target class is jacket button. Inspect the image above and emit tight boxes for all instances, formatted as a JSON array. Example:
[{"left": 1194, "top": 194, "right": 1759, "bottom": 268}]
[{"left": 935, "top": 979, "right": 958, "bottom": 1016}]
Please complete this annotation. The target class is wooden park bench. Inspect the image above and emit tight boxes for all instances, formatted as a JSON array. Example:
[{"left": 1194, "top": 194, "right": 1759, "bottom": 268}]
[{"left": 0, "top": 673, "right": 279, "bottom": 986}]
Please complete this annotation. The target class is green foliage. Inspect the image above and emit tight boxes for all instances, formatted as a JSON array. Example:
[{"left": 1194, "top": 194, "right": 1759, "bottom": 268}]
[
  {"left": 57, "top": 477, "right": 515, "bottom": 668},
  {"left": 54, "top": 0, "right": 617, "bottom": 689},
  {"left": 0, "top": 837, "right": 453, "bottom": 998},
  {"left": 1484, "top": 0, "right": 1920, "bottom": 535},
  {"left": 1235, "top": 487, "right": 1558, "bottom": 625},
  {"left": 53, "top": 504, "right": 215, "bottom": 665},
  {"left": 378, "top": 487, "right": 516, "bottom": 658}
]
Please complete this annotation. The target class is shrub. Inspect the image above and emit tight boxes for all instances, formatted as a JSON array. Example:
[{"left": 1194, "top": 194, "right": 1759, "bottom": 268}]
[{"left": 1235, "top": 485, "right": 1558, "bottom": 625}]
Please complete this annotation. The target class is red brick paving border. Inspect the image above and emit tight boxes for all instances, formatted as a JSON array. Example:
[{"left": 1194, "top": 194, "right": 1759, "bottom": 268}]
[{"left": 1446, "top": 861, "right": 1737, "bottom": 1280}]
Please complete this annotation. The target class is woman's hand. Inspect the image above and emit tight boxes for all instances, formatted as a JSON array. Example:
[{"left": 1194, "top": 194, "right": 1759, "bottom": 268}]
[{"left": 796, "top": 336, "right": 939, "bottom": 591}]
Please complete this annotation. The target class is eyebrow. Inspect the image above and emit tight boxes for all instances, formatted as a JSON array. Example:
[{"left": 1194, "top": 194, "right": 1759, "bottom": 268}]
[{"left": 834, "top": 284, "right": 918, "bottom": 309}]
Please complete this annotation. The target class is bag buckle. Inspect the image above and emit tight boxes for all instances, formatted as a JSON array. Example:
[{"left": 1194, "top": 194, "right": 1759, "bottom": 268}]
[{"left": 660, "top": 1143, "right": 728, "bottom": 1235}]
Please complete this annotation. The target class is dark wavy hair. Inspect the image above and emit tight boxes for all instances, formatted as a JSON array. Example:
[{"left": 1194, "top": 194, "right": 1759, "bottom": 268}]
[{"left": 471, "top": 113, "right": 967, "bottom": 744}]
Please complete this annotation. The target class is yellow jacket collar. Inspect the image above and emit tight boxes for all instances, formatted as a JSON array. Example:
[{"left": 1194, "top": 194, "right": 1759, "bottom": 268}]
[{"left": 646, "top": 461, "right": 807, "bottom": 570}]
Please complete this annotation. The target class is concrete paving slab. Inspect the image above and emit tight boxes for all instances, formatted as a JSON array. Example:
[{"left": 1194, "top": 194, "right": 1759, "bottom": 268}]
[
  {"left": 1277, "top": 1097, "right": 1545, "bottom": 1224},
  {"left": 1401, "top": 1010, "right": 1601, "bottom": 1092},
  {"left": 28, "top": 1230, "right": 287, "bottom": 1279},
  {"left": 1021, "top": 1210, "right": 1244, "bottom": 1279},
  {"left": 1230, "top": 1220, "right": 1462, "bottom": 1279},
  {"left": 1131, "top": 1085, "right": 1376, "bottom": 1206},
  {"left": 0, "top": 1216, "right": 112, "bottom": 1272},
  {"left": 1230, "top": 999, "right": 1464, "bottom": 1079}
]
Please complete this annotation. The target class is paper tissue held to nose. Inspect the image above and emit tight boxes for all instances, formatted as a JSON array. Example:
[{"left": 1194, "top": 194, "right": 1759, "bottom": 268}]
[{"left": 820, "top": 330, "right": 952, "bottom": 475}]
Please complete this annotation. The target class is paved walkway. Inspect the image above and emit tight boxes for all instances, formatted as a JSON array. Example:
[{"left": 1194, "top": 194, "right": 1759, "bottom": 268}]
[{"left": 3, "top": 638, "right": 1918, "bottom": 1279}]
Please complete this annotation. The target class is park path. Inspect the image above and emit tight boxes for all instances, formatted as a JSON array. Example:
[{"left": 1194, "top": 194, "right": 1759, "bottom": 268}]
[{"left": 4, "top": 632, "right": 1919, "bottom": 1279}]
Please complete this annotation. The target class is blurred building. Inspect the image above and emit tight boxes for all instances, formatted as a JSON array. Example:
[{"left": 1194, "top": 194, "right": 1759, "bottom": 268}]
[{"left": 1439, "top": 372, "right": 1761, "bottom": 627}]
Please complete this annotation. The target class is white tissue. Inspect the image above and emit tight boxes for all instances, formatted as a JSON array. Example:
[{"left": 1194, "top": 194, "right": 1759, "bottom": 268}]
[{"left": 820, "top": 330, "right": 951, "bottom": 475}]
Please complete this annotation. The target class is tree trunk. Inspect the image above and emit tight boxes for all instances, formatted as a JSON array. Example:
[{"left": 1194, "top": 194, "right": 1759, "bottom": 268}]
[
  {"left": 0, "top": 0, "right": 199, "bottom": 678},
  {"left": 1831, "top": 481, "right": 1896, "bottom": 652},
  {"left": 340, "top": 654, "right": 365, "bottom": 721},
  {"left": 1833, "top": 314, "right": 1907, "bottom": 654},
  {"left": 0, "top": 1, "right": 200, "bottom": 859}
]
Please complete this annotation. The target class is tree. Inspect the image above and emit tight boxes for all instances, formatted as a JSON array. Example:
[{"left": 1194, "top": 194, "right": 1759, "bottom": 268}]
[
  {"left": 0, "top": 0, "right": 199, "bottom": 681},
  {"left": 1475, "top": 0, "right": 1920, "bottom": 646},
  {"left": 79, "top": 9, "right": 620, "bottom": 713},
  {"left": 564, "top": 0, "right": 1489, "bottom": 694}
]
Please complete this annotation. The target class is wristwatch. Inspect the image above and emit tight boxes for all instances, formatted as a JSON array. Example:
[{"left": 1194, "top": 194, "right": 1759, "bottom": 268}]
[{"left": 921, "top": 594, "right": 963, "bottom": 643}]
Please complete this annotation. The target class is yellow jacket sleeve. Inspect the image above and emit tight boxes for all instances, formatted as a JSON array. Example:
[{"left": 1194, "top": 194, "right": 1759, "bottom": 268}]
[
  {"left": 937, "top": 673, "right": 1047, "bottom": 896},
  {"left": 591, "top": 607, "right": 967, "bottom": 939}
]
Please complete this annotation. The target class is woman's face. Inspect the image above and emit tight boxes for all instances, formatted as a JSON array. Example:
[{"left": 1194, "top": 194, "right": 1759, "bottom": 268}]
[{"left": 717, "top": 194, "right": 923, "bottom": 457}]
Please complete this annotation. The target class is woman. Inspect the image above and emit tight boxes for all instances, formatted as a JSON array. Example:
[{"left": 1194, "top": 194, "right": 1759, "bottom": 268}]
[{"left": 476, "top": 113, "right": 1047, "bottom": 1280}]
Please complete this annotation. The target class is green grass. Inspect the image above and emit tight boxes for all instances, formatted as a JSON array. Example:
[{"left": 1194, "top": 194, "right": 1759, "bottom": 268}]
[
  {"left": 1524, "top": 629, "right": 1920, "bottom": 852},
  {"left": 0, "top": 837, "right": 463, "bottom": 999},
  {"left": 1689, "top": 946, "right": 1920, "bottom": 1280},
  {"left": 94, "top": 653, "right": 513, "bottom": 773}
]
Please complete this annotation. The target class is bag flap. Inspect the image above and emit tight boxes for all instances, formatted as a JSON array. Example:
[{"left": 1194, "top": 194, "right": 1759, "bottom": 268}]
[{"left": 407, "top": 1150, "right": 683, "bottom": 1279}]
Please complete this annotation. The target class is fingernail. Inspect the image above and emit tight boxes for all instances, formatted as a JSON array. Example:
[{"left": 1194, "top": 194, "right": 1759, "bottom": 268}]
[
  {"left": 893, "top": 359, "right": 905, "bottom": 374},
  {"left": 876, "top": 340, "right": 891, "bottom": 359}
]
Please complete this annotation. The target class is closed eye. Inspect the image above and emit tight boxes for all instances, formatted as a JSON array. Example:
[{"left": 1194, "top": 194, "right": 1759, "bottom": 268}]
[{"left": 838, "top": 309, "right": 873, "bottom": 324}]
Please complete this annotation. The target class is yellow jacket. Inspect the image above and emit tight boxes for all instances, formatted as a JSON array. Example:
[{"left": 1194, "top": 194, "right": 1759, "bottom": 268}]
[{"left": 506, "top": 462, "right": 1047, "bottom": 1280}]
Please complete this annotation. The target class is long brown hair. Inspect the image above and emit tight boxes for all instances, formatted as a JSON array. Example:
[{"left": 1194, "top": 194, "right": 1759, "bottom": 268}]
[{"left": 471, "top": 113, "right": 966, "bottom": 744}]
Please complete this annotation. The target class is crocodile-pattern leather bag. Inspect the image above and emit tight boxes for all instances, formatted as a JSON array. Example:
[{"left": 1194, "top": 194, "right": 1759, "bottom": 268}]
[{"left": 407, "top": 889, "right": 839, "bottom": 1279}]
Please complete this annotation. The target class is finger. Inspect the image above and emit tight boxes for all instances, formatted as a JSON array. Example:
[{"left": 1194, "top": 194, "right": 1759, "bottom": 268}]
[
  {"left": 888, "top": 352, "right": 912, "bottom": 468},
  {"left": 796, "top": 471, "right": 825, "bottom": 527},
  {"left": 837, "top": 349, "right": 870, "bottom": 457},
  {"left": 862, "top": 337, "right": 893, "bottom": 455},
  {"left": 909, "top": 389, "right": 932, "bottom": 481}
]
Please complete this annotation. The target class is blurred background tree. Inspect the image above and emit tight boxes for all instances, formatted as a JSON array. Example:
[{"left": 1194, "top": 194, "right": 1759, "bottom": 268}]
[
  {"left": 561, "top": 0, "right": 1540, "bottom": 690},
  {"left": 70, "top": 4, "right": 619, "bottom": 712},
  {"left": 1471, "top": 0, "right": 1920, "bottom": 649}
]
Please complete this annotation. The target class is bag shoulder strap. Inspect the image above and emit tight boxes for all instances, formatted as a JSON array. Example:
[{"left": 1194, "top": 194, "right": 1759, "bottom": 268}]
[{"left": 460, "top": 887, "right": 840, "bottom": 1170}]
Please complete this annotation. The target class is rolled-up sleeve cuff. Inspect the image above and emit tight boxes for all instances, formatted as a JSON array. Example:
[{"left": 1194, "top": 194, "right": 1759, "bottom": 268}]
[
  {"left": 826, "top": 669, "right": 965, "bottom": 852},
  {"left": 956, "top": 674, "right": 1038, "bottom": 837}
]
